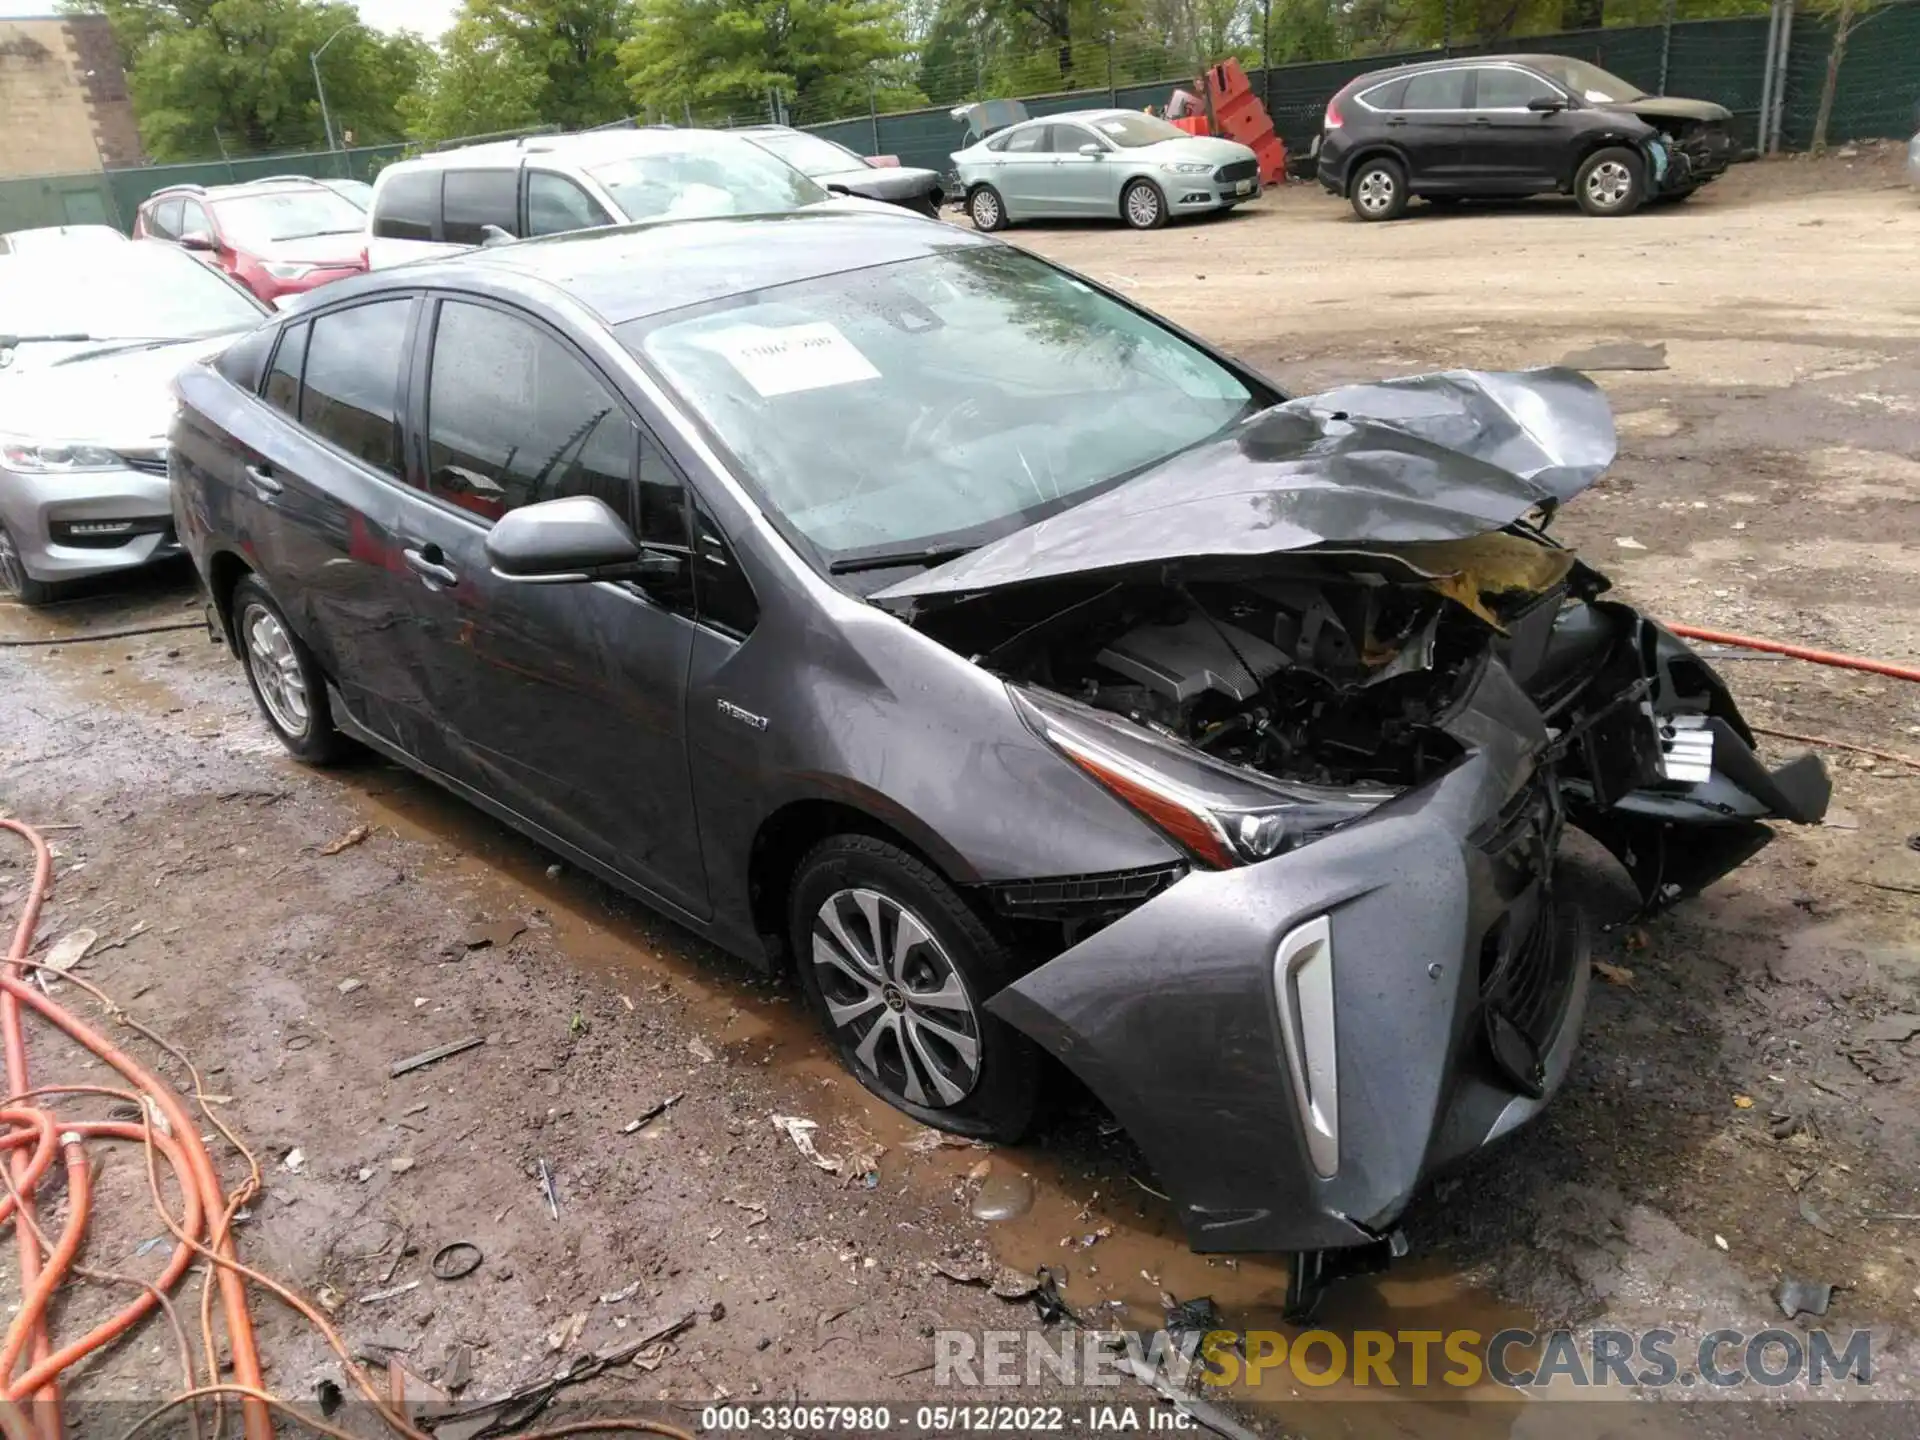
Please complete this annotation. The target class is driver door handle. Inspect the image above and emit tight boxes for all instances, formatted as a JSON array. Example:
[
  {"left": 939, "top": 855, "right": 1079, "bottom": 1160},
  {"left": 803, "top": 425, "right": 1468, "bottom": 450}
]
[
  {"left": 243, "top": 463, "right": 281, "bottom": 497},
  {"left": 403, "top": 545, "right": 459, "bottom": 588}
]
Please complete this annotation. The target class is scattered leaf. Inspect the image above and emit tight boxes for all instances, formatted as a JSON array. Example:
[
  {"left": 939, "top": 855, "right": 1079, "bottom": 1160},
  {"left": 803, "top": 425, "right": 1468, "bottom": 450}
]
[
  {"left": 320, "top": 825, "right": 371, "bottom": 856},
  {"left": 1593, "top": 960, "right": 1636, "bottom": 987},
  {"left": 1733, "top": 1095, "right": 1754, "bottom": 1109}
]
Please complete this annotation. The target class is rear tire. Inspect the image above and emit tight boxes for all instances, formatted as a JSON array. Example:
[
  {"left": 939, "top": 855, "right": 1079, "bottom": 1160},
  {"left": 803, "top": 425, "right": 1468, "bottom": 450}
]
[
  {"left": 232, "top": 575, "right": 347, "bottom": 765},
  {"left": 1349, "top": 157, "right": 1408, "bottom": 221},
  {"left": 0, "top": 522, "right": 56, "bottom": 606},
  {"left": 1576, "top": 147, "right": 1645, "bottom": 217},
  {"left": 1121, "top": 178, "right": 1168, "bottom": 230},
  {"left": 967, "top": 184, "right": 1007, "bottom": 232},
  {"left": 789, "top": 834, "right": 1040, "bottom": 1141}
]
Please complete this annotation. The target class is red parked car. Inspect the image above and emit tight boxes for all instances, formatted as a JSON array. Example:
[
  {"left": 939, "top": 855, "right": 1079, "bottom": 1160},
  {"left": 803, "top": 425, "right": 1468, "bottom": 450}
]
[{"left": 132, "top": 178, "right": 366, "bottom": 307}]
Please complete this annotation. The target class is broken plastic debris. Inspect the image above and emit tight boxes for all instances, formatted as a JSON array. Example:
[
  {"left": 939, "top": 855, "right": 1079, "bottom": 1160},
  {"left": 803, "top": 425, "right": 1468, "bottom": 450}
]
[
  {"left": 1614, "top": 536, "right": 1647, "bottom": 550},
  {"left": 770, "top": 1114, "right": 842, "bottom": 1173},
  {"left": 687, "top": 1036, "right": 716, "bottom": 1063},
  {"left": 42, "top": 928, "right": 97, "bottom": 973},
  {"left": 281, "top": 1147, "right": 306, "bottom": 1174},
  {"left": 1774, "top": 1277, "right": 1834, "bottom": 1320}
]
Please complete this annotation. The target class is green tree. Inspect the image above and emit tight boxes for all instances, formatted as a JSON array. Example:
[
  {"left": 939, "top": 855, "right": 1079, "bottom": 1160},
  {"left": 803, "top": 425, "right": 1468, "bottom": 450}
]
[
  {"left": 450, "top": 0, "right": 637, "bottom": 131},
  {"left": 75, "top": 0, "right": 427, "bottom": 160},
  {"left": 397, "top": 11, "right": 546, "bottom": 142},
  {"left": 619, "top": 0, "right": 921, "bottom": 126}
]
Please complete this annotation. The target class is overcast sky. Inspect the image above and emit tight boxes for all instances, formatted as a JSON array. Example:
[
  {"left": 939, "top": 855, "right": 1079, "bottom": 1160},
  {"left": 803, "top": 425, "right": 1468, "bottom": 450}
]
[{"left": 0, "top": 1, "right": 459, "bottom": 41}]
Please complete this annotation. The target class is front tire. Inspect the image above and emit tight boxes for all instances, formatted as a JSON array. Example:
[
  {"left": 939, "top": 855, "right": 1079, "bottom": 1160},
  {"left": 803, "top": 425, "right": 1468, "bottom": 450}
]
[
  {"left": 967, "top": 184, "right": 1007, "bottom": 232},
  {"left": 1576, "top": 147, "right": 1645, "bottom": 217},
  {"left": 789, "top": 835, "right": 1040, "bottom": 1141},
  {"left": 0, "top": 522, "right": 56, "bottom": 606},
  {"left": 232, "top": 575, "right": 346, "bottom": 764},
  {"left": 1349, "top": 157, "right": 1408, "bottom": 221},
  {"left": 1121, "top": 178, "right": 1167, "bottom": 230}
]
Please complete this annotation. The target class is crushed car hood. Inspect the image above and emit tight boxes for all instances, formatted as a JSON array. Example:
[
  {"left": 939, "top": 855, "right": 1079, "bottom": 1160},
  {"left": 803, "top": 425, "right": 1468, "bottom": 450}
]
[
  {"left": 874, "top": 367, "right": 1615, "bottom": 606},
  {"left": 1607, "top": 96, "right": 1732, "bottom": 125}
]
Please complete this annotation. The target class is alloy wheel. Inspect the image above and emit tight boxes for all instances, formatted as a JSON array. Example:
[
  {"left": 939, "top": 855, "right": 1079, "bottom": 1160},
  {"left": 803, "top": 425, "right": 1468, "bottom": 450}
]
[
  {"left": 0, "top": 528, "right": 25, "bottom": 598},
  {"left": 241, "top": 601, "right": 311, "bottom": 738},
  {"left": 1125, "top": 184, "right": 1161, "bottom": 228},
  {"left": 1585, "top": 160, "right": 1633, "bottom": 210},
  {"left": 811, "top": 887, "right": 983, "bottom": 1108},
  {"left": 970, "top": 190, "right": 1000, "bottom": 229},
  {"left": 1356, "top": 169, "right": 1396, "bottom": 215}
]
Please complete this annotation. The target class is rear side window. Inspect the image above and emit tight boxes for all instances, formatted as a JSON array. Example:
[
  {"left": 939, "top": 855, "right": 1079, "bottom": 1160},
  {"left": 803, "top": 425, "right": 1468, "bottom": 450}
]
[
  {"left": 424, "top": 300, "right": 637, "bottom": 524},
  {"left": 300, "top": 300, "right": 411, "bottom": 474},
  {"left": 1358, "top": 78, "right": 1408, "bottom": 111},
  {"left": 526, "top": 171, "right": 612, "bottom": 236},
  {"left": 1047, "top": 125, "right": 1099, "bottom": 154},
  {"left": 146, "top": 197, "right": 183, "bottom": 240},
  {"left": 1475, "top": 68, "right": 1562, "bottom": 109},
  {"left": 372, "top": 169, "right": 440, "bottom": 241},
  {"left": 1002, "top": 126, "right": 1047, "bottom": 154},
  {"left": 442, "top": 169, "right": 520, "bottom": 245},
  {"left": 263, "top": 322, "right": 308, "bottom": 416},
  {"left": 178, "top": 199, "right": 212, "bottom": 240},
  {"left": 1401, "top": 69, "right": 1469, "bottom": 110},
  {"left": 216, "top": 324, "right": 274, "bottom": 392}
]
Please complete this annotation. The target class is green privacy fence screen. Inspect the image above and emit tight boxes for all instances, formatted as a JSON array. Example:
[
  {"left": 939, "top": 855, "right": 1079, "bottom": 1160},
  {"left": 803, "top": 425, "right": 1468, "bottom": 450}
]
[{"left": 3, "top": 3, "right": 1915, "bottom": 235}]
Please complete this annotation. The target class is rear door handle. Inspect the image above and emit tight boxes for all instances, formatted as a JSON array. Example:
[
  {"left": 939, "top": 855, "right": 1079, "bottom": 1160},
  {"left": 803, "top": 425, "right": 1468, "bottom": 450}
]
[
  {"left": 1471, "top": 115, "right": 1492, "bottom": 125},
  {"left": 1386, "top": 117, "right": 1407, "bottom": 127},
  {"left": 244, "top": 463, "right": 282, "bottom": 497},
  {"left": 403, "top": 546, "right": 458, "bottom": 588}
]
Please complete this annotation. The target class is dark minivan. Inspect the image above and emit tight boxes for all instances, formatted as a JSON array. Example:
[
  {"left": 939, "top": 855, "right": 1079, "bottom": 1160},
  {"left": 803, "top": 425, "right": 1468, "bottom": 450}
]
[{"left": 1317, "top": 54, "right": 1734, "bottom": 220}]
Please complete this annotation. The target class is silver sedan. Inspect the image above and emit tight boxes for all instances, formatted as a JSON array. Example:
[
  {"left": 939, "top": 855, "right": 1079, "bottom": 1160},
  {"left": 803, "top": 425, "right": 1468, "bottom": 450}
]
[{"left": 954, "top": 109, "right": 1260, "bottom": 231}]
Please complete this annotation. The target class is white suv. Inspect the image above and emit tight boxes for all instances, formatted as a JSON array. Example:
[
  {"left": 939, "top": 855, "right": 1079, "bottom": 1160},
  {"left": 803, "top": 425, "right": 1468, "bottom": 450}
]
[{"left": 366, "top": 127, "right": 848, "bottom": 268}]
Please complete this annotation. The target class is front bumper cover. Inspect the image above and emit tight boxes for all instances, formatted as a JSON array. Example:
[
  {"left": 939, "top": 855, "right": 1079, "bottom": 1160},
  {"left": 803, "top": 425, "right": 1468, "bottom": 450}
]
[{"left": 988, "top": 616, "right": 1824, "bottom": 1255}]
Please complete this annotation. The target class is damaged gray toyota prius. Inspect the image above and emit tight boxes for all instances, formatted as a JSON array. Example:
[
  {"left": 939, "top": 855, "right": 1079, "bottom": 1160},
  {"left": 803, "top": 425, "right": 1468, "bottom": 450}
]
[{"left": 171, "top": 211, "right": 1828, "bottom": 1312}]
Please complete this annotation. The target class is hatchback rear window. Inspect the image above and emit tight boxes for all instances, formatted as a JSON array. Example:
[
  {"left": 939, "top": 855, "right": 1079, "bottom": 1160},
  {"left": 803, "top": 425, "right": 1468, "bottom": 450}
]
[{"left": 1400, "top": 69, "right": 1470, "bottom": 110}]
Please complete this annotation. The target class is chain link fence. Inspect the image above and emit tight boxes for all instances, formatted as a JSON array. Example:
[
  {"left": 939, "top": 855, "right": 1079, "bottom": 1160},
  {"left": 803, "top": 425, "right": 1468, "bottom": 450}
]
[{"left": 3, "top": 2, "right": 1915, "bottom": 235}]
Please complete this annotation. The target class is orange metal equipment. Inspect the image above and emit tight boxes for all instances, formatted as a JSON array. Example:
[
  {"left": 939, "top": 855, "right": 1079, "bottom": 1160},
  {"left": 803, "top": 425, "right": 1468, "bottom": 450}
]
[{"left": 1198, "top": 58, "right": 1287, "bottom": 185}]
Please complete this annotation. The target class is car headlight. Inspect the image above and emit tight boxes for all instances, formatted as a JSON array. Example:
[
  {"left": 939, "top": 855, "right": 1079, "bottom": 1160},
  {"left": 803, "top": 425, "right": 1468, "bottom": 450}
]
[
  {"left": 1161, "top": 162, "right": 1213, "bottom": 176},
  {"left": 262, "top": 261, "right": 315, "bottom": 280},
  {"left": 1010, "top": 686, "right": 1390, "bottom": 869},
  {"left": 1, "top": 441, "right": 123, "bottom": 474}
]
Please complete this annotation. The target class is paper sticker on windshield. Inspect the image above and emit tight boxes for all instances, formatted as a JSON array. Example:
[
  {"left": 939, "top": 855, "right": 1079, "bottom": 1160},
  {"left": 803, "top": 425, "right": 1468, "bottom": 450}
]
[{"left": 705, "top": 322, "right": 880, "bottom": 397}]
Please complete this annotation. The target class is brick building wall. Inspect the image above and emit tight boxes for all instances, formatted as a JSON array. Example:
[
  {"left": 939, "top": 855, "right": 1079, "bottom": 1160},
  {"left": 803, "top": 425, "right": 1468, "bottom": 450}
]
[{"left": 0, "top": 14, "right": 143, "bottom": 180}]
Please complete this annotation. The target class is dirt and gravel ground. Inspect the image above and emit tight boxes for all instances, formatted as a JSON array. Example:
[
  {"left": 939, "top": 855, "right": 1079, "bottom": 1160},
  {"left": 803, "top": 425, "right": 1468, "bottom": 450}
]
[{"left": 2, "top": 149, "right": 1917, "bottom": 1437}]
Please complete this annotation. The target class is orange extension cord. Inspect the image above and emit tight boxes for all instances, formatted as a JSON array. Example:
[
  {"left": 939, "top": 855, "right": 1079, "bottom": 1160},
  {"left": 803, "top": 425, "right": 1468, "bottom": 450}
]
[
  {"left": 1, "top": 818, "right": 692, "bottom": 1440},
  {"left": 1665, "top": 623, "right": 1920, "bottom": 686}
]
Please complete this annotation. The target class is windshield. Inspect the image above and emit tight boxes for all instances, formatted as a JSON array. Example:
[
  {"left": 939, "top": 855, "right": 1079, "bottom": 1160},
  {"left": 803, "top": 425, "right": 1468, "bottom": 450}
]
[
  {"left": 625, "top": 246, "right": 1255, "bottom": 564},
  {"left": 0, "top": 244, "right": 264, "bottom": 342},
  {"left": 1527, "top": 57, "right": 1643, "bottom": 103},
  {"left": 588, "top": 135, "right": 829, "bottom": 222},
  {"left": 212, "top": 188, "right": 368, "bottom": 246},
  {"left": 324, "top": 179, "right": 375, "bottom": 210},
  {"left": 1086, "top": 113, "right": 1190, "bottom": 147},
  {"left": 747, "top": 130, "right": 863, "bottom": 177}
]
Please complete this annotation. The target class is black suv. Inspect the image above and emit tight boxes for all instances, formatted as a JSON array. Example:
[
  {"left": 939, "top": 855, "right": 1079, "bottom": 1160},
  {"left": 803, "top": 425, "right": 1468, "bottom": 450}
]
[{"left": 1316, "top": 54, "right": 1733, "bottom": 220}]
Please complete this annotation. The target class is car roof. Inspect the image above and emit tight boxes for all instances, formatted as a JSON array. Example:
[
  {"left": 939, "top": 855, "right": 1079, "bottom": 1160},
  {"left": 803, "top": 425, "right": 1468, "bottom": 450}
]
[
  {"left": 1347, "top": 53, "right": 1576, "bottom": 88},
  {"left": 304, "top": 208, "right": 989, "bottom": 327},
  {"left": 380, "top": 127, "right": 760, "bottom": 174},
  {"left": 144, "top": 177, "right": 338, "bottom": 205}
]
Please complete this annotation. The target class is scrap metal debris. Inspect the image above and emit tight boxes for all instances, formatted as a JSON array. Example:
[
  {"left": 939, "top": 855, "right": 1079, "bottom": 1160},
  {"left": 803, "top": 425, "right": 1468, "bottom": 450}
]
[
  {"left": 431, "top": 1242, "right": 484, "bottom": 1281},
  {"left": 1775, "top": 1277, "right": 1835, "bottom": 1320},
  {"left": 357, "top": 1279, "right": 422, "bottom": 1305},
  {"left": 770, "top": 1114, "right": 842, "bottom": 1173},
  {"left": 546, "top": 1310, "right": 588, "bottom": 1353},
  {"left": 929, "top": 1255, "right": 1039, "bottom": 1300},
  {"left": 388, "top": 1034, "right": 485, "bottom": 1078},
  {"left": 536, "top": 1157, "right": 560, "bottom": 1219},
  {"left": 320, "top": 824, "right": 371, "bottom": 856},
  {"left": 1164, "top": 1294, "right": 1226, "bottom": 1354}
]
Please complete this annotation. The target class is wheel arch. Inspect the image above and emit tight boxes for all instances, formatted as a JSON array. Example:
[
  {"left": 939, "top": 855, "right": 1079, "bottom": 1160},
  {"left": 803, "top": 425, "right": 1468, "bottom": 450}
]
[
  {"left": 746, "top": 795, "right": 976, "bottom": 975},
  {"left": 1340, "top": 145, "right": 1412, "bottom": 196},
  {"left": 1563, "top": 131, "right": 1649, "bottom": 189},
  {"left": 1117, "top": 173, "right": 1166, "bottom": 221},
  {"left": 205, "top": 546, "right": 255, "bottom": 656}
]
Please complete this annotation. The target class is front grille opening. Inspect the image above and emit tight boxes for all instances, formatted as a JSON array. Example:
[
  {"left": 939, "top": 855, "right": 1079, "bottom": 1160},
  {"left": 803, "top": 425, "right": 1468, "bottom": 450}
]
[
  {"left": 1478, "top": 891, "right": 1578, "bottom": 1098},
  {"left": 985, "top": 862, "right": 1188, "bottom": 952}
]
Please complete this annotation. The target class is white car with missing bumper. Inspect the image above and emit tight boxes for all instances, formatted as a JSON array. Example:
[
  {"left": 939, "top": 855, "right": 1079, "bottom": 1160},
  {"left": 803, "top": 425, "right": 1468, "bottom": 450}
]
[
  {"left": 0, "top": 242, "right": 266, "bottom": 604},
  {"left": 954, "top": 109, "right": 1260, "bottom": 232}
]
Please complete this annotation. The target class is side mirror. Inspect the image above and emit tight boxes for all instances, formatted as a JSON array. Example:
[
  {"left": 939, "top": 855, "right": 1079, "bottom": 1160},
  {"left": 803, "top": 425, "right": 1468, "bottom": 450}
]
[
  {"left": 478, "top": 223, "right": 516, "bottom": 247},
  {"left": 825, "top": 183, "right": 852, "bottom": 196},
  {"left": 486, "top": 496, "right": 663, "bottom": 584},
  {"left": 1527, "top": 96, "right": 1568, "bottom": 113},
  {"left": 179, "top": 231, "right": 216, "bottom": 251},
  {"left": 1078, "top": 143, "right": 1104, "bottom": 157}
]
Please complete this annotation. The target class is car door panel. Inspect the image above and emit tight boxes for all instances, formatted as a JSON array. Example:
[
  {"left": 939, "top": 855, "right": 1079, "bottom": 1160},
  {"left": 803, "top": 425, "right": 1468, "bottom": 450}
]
[
  {"left": 223, "top": 298, "right": 444, "bottom": 761},
  {"left": 1461, "top": 67, "right": 1574, "bottom": 191},
  {"left": 399, "top": 296, "right": 709, "bottom": 914},
  {"left": 1045, "top": 124, "right": 1115, "bottom": 215},
  {"left": 993, "top": 125, "right": 1058, "bottom": 217},
  {"left": 1393, "top": 68, "right": 1476, "bottom": 189}
]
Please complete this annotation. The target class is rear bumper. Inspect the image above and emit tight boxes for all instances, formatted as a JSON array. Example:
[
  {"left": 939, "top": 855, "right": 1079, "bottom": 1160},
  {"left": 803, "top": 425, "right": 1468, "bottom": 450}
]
[{"left": 0, "top": 464, "right": 179, "bottom": 583}]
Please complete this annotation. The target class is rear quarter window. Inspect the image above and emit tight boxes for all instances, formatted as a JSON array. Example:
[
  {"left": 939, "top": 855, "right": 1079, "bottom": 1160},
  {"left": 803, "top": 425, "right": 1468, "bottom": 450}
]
[
  {"left": 442, "top": 169, "right": 520, "bottom": 245},
  {"left": 372, "top": 169, "right": 441, "bottom": 242},
  {"left": 1358, "top": 78, "right": 1409, "bottom": 110},
  {"left": 214, "top": 325, "right": 274, "bottom": 391}
]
